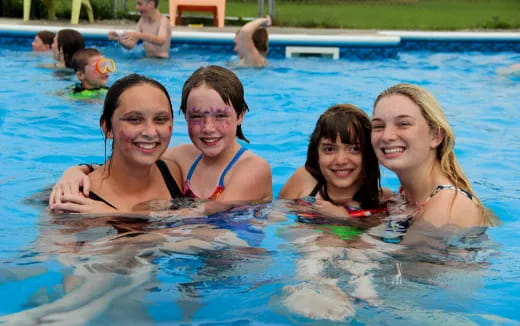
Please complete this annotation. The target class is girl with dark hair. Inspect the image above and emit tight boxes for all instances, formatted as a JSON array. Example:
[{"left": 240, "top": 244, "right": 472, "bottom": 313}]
[
  {"left": 50, "top": 74, "right": 182, "bottom": 213},
  {"left": 50, "top": 66, "right": 271, "bottom": 206},
  {"left": 280, "top": 104, "right": 390, "bottom": 220},
  {"left": 51, "top": 29, "right": 85, "bottom": 68}
]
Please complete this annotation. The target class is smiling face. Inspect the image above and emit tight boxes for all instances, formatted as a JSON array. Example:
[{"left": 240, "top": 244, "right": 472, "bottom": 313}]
[
  {"left": 185, "top": 84, "right": 243, "bottom": 158},
  {"left": 78, "top": 55, "right": 110, "bottom": 89},
  {"left": 105, "top": 83, "right": 173, "bottom": 167},
  {"left": 318, "top": 134, "right": 363, "bottom": 196},
  {"left": 371, "top": 94, "right": 442, "bottom": 173}
]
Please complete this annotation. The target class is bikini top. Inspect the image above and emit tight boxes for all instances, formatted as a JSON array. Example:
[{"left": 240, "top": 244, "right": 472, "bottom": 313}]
[
  {"left": 182, "top": 147, "right": 247, "bottom": 200},
  {"left": 88, "top": 160, "right": 182, "bottom": 209},
  {"left": 382, "top": 184, "right": 476, "bottom": 243}
]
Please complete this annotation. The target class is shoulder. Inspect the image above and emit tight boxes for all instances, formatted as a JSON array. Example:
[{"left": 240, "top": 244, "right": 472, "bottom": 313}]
[
  {"left": 159, "top": 158, "right": 183, "bottom": 186},
  {"left": 163, "top": 144, "right": 199, "bottom": 161},
  {"left": 279, "top": 166, "right": 317, "bottom": 199},
  {"left": 380, "top": 187, "right": 395, "bottom": 201},
  {"left": 421, "top": 187, "right": 484, "bottom": 227},
  {"left": 234, "top": 150, "right": 271, "bottom": 177}
]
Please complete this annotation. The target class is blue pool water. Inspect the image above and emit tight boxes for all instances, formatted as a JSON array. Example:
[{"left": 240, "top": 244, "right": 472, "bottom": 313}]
[{"left": 0, "top": 37, "right": 519, "bottom": 325}]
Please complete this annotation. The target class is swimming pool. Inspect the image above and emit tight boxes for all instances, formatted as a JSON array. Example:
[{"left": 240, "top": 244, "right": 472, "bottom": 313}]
[{"left": 0, "top": 30, "right": 519, "bottom": 325}]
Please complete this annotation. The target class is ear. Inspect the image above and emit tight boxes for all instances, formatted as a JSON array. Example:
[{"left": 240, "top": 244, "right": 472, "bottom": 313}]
[
  {"left": 101, "top": 120, "right": 113, "bottom": 139},
  {"left": 237, "top": 111, "right": 245, "bottom": 125},
  {"left": 430, "top": 127, "right": 445, "bottom": 149},
  {"left": 76, "top": 70, "right": 85, "bottom": 82}
]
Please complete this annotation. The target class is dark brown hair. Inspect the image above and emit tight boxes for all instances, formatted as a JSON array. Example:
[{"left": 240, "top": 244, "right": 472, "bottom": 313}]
[
  {"left": 37, "top": 30, "right": 55, "bottom": 46},
  {"left": 253, "top": 28, "right": 268, "bottom": 55},
  {"left": 70, "top": 48, "right": 101, "bottom": 72},
  {"left": 305, "top": 104, "right": 382, "bottom": 209},
  {"left": 180, "top": 65, "right": 250, "bottom": 143},
  {"left": 56, "top": 29, "right": 85, "bottom": 68}
]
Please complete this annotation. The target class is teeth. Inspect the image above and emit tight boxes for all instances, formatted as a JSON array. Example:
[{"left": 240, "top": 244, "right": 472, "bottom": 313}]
[
  {"left": 202, "top": 138, "right": 219, "bottom": 143},
  {"left": 136, "top": 143, "right": 157, "bottom": 149},
  {"left": 383, "top": 147, "right": 404, "bottom": 154}
]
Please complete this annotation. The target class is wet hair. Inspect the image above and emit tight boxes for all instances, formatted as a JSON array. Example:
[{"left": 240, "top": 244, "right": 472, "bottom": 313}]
[
  {"left": 70, "top": 48, "right": 101, "bottom": 72},
  {"left": 56, "top": 29, "right": 85, "bottom": 68},
  {"left": 305, "top": 104, "right": 382, "bottom": 209},
  {"left": 374, "top": 83, "right": 495, "bottom": 225},
  {"left": 180, "top": 65, "right": 250, "bottom": 143},
  {"left": 37, "top": 30, "right": 55, "bottom": 46},
  {"left": 99, "top": 74, "right": 172, "bottom": 177},
  {"left": 253, "top": 28, "right": 268, "bottom": 55},
  {"left": 101, "top": 73, "right": 173, "bottom": 134}
]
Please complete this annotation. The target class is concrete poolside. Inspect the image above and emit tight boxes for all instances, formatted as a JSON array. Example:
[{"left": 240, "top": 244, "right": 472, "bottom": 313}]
[{"left": 1, "top": 17, "right": 519, "bottom": 55}]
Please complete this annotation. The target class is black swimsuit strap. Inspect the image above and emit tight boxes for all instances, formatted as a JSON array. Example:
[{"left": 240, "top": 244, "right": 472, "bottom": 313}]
[
  {"left": 309, "top": 182, "right": 321, "bottom": 197},
  {"left": 156, "top": 160, "right": 183, "bottom": 198},
  {"left": 88, "top": 191, "right": 116, "bottom": 209}
]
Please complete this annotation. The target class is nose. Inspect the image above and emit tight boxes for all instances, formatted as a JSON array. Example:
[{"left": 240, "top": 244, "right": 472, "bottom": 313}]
[
  {"left": 201, "top": 116, "right": 216, "bottom": 133},
  {"left": 380, "top": 125, "right": 397, "bottom": 142},
  {"left": 334, "top": 150, "right": 351, "bottom": 165},
  {"left": 141, "top": 120, "right": 159, "bottom": 138}
]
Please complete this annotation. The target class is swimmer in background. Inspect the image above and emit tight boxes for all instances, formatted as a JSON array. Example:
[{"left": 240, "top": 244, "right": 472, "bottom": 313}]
[
  {"left": 68, "top": 48, "right": 116, "bottom": 100},
  {"left": 32, "top": 30, "right": 55, "bottom": 52},
  {"left": 49, "top": 29, "right": 85, "bottom": 69},
  {"left": 234, "top": 16, "right": 271, "bottom": 67},
  {"left": 108, "top": 0, "right": 171, "bottom": 58},
  {"left": 50, "top": 65, "right": 272, "bottom": 205},
  {"left": 496, "top": 63, "right": 520, "bottom": 76}
]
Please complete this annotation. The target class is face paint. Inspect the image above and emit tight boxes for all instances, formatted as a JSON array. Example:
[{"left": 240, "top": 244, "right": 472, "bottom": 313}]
[{"left": 187, "top": 106, "right": 234, "bottom": 131}]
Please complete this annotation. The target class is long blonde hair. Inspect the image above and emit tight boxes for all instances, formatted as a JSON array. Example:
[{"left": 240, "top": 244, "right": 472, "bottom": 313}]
[{"left": 374, "top": 83, "right": 496, "bottom": 226}]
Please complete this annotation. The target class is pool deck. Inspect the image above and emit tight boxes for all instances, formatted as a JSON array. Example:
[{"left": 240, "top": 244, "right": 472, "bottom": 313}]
[{"left": 2, "top": 17, "right": 519, "bottom": 45}]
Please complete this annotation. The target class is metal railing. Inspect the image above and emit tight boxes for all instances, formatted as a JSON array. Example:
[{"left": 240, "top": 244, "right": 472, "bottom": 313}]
[{"left": 258, "top": 0, "right": 275, "bottom": 18}]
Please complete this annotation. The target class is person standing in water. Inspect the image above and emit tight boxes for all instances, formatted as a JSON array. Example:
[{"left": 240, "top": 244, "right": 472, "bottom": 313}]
[{"left": 108, "top": 0, "right": 171, "bottom": 58}]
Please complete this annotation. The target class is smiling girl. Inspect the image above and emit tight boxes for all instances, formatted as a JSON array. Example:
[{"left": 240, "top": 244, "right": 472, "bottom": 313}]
[
  {"left": 50, "top": 74, "right": 182, "bottom": 213},
  {"left": 371, "top": 83, "right": 495, "bottom": 227},
  {"left": 280, "top": 104, "right": 389, "bottom": 220},
  {"left": 50, "top": 66, "right": 271, "bottom": 206}
]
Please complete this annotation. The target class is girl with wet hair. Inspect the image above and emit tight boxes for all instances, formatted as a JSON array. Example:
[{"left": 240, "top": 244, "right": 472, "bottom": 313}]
[
  {"left": 371, "top": 83, "right": 496, "bottom": 227},
  {"left": 51, "top": 29, "right": 85, "bottom": 68},
  {"left": 50, "top": 74, "right": 182, "bottom": 213},
  {"left": 280, "top": 104, "right": 389, "bottom": 220},
  {"left": 50, "top": 66, "right": 271, "bottom": 206}
]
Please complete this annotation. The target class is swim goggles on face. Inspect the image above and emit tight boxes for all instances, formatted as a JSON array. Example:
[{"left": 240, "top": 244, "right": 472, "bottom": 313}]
[{"left": 92, "top": 58, "right": 116, "bottom": 74}]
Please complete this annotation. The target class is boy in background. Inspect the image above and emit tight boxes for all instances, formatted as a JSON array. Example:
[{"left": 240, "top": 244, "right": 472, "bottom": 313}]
[
  {"left": 32, "top": 30, "right": 55, "bottom": 52},
  {"left": 108, "top": 0, "right": 171, "bottom": 58},
  {"left": 69, "top": 48, "right": 116, "bottom": 99}
]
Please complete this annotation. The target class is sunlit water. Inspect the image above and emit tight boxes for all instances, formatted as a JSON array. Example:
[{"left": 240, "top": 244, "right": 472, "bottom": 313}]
[{"left": 0, "top": 40, "right": 519, "bottom": 325}]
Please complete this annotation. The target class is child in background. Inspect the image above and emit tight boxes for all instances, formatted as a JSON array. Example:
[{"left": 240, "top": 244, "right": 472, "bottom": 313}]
[
  {"left": 68, "top": 48, "right": 116, "bottom": 99},
  {"left": 108, "top": 0, "right": 171, "bottom": 58},
  {"left": 51, "top": 29, "right": 85, "bottom": 68},
  {"left": 32, "top": 30, "right": 55, "bottom": 52},
  {"left": 50, "top": 65, "right": 272, "bottom": 205},
  {"left": 234, "top": 16, "right": 271, "bottom": 67}
]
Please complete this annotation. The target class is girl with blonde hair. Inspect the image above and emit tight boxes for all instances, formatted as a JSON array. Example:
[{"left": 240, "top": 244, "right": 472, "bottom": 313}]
[{"left": 371, "top": 83, "right": 495, "bottom": 228}]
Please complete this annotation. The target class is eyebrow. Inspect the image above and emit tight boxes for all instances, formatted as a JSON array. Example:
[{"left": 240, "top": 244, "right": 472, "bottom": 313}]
[{"left": 372, "top": 114, "right": 414, "bottom": 121}]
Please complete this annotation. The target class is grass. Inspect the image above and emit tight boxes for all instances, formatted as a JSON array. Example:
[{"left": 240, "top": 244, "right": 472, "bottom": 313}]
[
  {"left": 6, "top": 0, "right": 520, "bottom": 29},
  {"left": 149, "top": 0, "right": 520, "bottom": 30}
]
